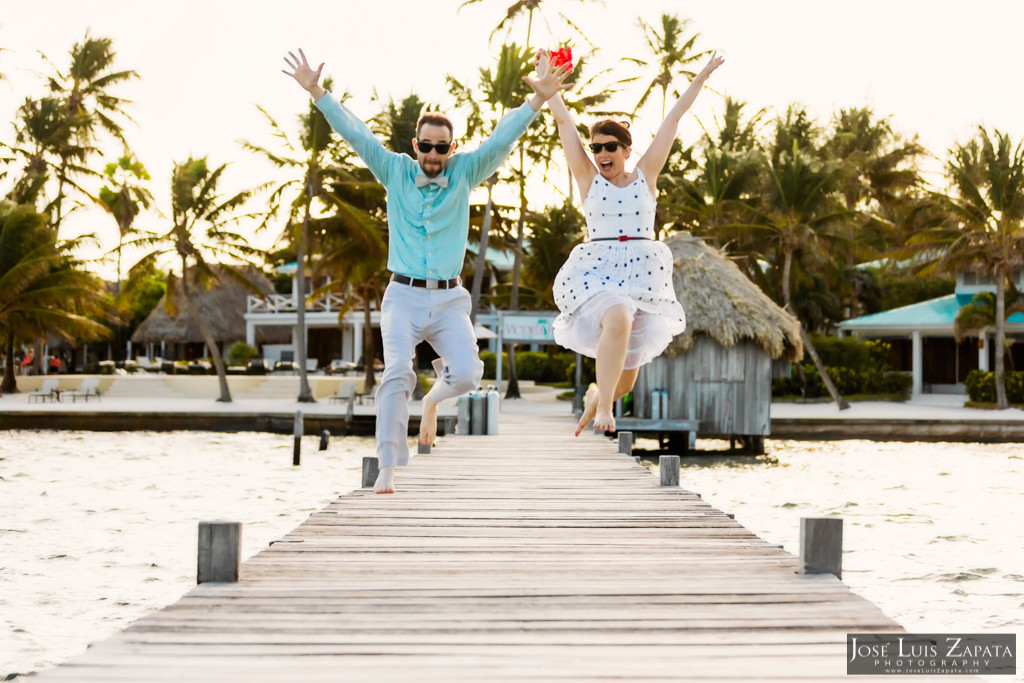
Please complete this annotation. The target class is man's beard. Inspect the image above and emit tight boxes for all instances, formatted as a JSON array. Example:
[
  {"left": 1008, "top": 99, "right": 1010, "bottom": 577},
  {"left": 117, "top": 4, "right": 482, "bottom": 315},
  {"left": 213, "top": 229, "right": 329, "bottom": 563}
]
[{"left": 420, "top": 158, "right": 444, "bottom": 177}]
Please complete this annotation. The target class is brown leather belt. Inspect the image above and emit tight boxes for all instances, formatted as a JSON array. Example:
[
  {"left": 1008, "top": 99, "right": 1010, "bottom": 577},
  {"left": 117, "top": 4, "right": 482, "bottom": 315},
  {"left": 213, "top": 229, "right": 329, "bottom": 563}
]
[{"left": 391, "top": 274, "right": 462, "bottom": 290}]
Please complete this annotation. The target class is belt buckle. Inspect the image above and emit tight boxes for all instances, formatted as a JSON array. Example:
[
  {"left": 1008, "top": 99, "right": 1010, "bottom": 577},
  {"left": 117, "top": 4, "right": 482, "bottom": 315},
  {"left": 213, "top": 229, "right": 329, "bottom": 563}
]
[{"left": 426, "top": 279, "right": 439, "bottom": 290}]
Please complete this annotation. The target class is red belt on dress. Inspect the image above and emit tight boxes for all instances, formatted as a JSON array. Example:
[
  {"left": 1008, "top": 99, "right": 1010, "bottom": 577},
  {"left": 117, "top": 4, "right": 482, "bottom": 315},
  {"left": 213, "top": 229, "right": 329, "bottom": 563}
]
[{"left": 589, "top": 236, "right": 652, "bottom": 242}]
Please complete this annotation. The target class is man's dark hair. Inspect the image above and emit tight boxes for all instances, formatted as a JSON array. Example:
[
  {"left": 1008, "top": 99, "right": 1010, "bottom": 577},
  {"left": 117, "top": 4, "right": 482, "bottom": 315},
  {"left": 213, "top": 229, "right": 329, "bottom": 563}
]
[{"left": 417, "top": 112, "right": 454, "bottom": 139}]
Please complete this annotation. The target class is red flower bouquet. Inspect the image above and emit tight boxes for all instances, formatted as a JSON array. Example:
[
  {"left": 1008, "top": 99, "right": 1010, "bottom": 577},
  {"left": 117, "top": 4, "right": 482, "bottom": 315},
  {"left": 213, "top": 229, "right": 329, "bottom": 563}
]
[{"left": 550, "top": 46, "right": 573, "bottom": 71}]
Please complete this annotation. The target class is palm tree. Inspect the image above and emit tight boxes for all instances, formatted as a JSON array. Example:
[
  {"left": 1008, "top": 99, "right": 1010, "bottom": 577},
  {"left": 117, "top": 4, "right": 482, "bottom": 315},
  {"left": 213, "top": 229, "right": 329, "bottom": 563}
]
[
  {"left": 459, "top": 0, "right": 598, "bottom": 49},
  {"left": 4, "top": 96, "right": 81, "bottom": 211},
  {"left": 522, "top": 201, "right": 585, "bottom": 308},
  {"left": 626, "top": 13, "right": 712, "bottom": 119},
  {"left": 904, "top": 127, "right": 1024, "bottom": 409},
  {"left": 0, "top": 200, "right": 109, "bottom": 394},
  {"left": 240, "top": 81, "right": 349, "bottom": 402},
  {"left": 726, "top": 142, "right": 852, "bottom": 409},
  {"left": 97, "top": 155, "right": 153, "bottom": 359},
  {"left": 660, "top": 98, "right": 767, "bottom": 240},
  {"left": 128, "top": 157, "right": 260, "bottom": 403},
  {"left": 954, "top": 290, "right": 1024, "bottom": 372},
  {"left": 313, "top": 166, "right": 389, "bottom": 393},
  {"left": 41, "top": 33, "right": 138, "bottom": 231}
]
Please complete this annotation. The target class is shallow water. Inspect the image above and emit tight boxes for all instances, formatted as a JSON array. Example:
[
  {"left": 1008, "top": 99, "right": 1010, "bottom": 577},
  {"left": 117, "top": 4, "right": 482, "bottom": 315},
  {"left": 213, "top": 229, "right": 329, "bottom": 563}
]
[
  {"left": 649, "top": 438, "right": 1024, "bottom": 639},
  {"left": 2, "top": 432, "right": 1022, "bottom": 680},
  {"left": 0, "top": 430, "right": 369, "bottom": 680}
]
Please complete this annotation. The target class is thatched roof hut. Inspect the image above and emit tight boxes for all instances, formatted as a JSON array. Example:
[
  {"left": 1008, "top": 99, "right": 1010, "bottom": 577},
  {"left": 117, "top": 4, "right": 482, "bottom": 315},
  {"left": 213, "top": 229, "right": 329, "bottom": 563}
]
[
  {"left": 132, "top": 266, "right": 289, "bottom": 345},
  {"left": 665, "top": 233, "right": 803, "bottom": 362}
]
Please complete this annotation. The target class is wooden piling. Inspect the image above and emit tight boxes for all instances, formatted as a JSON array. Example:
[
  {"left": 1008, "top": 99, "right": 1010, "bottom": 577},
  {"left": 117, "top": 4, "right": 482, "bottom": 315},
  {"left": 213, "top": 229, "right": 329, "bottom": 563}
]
[
  {"left": 659, "top": 454, "right": 680, "bottom": 487},
  {"left": 799, "top": 516, "right": 843, "bottom": 578},
  {"left": 292, "top": 410, "right": 303, "bottom": 466},
  {"left": 318, "top": 429, "right": 329, "bottom": 451},
  {"left": 617, "top": 431, "right": 633, "bottom": 456},
  {"left": 196, "top": 521, "right": 240, "bottom": 584},
  {"left": 361, "top": 456, "right": 379, "bottom": 488}
]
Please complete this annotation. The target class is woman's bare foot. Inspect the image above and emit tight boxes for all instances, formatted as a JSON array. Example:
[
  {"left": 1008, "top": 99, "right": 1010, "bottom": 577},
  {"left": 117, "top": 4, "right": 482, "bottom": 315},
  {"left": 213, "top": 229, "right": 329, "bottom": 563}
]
[
  {"left": 374, "top": 466, "right": 395, "bottom": 494},
  {"left": 593, "top": 408, "right": 616, "bottom": 433},
  {"left": 418, "top": 395, "right": 438, "bottom": 446},
  {"left": 575, "top": 384, "right": 600, "bottom": 436}
]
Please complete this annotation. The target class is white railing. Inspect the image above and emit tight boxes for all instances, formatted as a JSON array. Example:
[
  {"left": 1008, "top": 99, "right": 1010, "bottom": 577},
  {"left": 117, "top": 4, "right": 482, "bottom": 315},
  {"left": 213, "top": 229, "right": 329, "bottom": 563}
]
[{"left": 247, "top": 293, "right": 349, "bottom": 313}]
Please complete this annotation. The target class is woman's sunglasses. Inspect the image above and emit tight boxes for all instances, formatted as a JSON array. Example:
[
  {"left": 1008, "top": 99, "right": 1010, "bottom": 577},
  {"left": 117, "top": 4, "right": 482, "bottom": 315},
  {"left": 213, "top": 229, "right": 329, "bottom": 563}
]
[
  {"left": 589, "top": 141, "right": 626, "bottom": 154},
  {"left": 416, "top": 141, "right": 452, "bottom": 154}
]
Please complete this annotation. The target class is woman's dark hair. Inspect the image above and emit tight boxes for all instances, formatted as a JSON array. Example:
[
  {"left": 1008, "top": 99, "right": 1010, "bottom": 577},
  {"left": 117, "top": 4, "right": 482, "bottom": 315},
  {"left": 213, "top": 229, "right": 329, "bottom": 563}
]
[{"left": 589, "top": 119, "right": 632, "bottom": 146}]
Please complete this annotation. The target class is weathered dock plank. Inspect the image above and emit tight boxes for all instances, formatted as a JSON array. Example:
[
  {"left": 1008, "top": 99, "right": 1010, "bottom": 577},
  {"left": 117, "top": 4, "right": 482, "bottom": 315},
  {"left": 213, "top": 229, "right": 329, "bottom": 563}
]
[{"left": 35, "top": 412, "right": 906, "bottom": 682}]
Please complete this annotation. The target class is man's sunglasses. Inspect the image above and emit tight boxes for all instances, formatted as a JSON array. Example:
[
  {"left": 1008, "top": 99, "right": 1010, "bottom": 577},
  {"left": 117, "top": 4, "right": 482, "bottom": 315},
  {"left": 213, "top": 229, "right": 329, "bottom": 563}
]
[
  {"left": 589, "top": 141, "right": 626, "bottom": 154},
  {"left": 417, "top": 141, "right": 453, "bottom": 154}
]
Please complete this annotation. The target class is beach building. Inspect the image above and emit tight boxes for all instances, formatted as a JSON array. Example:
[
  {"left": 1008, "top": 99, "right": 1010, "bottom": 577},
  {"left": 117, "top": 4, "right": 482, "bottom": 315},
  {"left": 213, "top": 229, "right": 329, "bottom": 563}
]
[
  {"left": 838, "top": 270, "right": 1024, "bottom": 396},
  {"left": 132, "top": 267, "right": 289, "bottom": 363},
  {"left": 632, "top": 233, "right": 803, "bottom": 451}
]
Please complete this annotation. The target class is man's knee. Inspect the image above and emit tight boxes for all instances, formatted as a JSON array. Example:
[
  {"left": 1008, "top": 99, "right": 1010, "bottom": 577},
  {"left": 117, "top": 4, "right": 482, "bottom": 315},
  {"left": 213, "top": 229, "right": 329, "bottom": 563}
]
[{"left": 447, "top": 356, "right": 483, "bottom": 393}]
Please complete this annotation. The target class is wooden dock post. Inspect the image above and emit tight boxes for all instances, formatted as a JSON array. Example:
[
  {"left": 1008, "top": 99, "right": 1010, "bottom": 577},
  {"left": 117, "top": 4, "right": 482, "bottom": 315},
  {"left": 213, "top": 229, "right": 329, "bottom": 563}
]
[
  {"left": 799, "top": 516, "right": 843, "bottom": 578},
  {"left": 361, "top": 456, "right": 379, "bottom": 488},
  {"left": 197, "top": 521, "right": 240, "bottom": 584},
  {"left": 617, "top": 431, "right": 633, "bottom": 456},
  {"left": 318, "top": 429, "right": 330, "bottom": 451},
  {"left": 659, "top": 454, "right": 680, "bottom": 487},
  {"left": 292, "top": 410, "right": 303, "bottom": 466}
]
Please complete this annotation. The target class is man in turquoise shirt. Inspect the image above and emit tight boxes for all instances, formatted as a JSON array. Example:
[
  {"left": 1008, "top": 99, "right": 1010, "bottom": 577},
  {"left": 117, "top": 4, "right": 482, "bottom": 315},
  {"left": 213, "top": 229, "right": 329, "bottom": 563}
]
[{"left": 284, "top": 49, "right": 571, "bottom": 493}]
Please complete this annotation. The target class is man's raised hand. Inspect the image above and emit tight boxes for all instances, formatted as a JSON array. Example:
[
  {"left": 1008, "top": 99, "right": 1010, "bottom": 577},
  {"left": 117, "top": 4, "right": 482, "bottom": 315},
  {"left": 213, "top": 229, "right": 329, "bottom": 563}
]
[{"left": 283, "top": 49, "right": 326, "bottom": 100}]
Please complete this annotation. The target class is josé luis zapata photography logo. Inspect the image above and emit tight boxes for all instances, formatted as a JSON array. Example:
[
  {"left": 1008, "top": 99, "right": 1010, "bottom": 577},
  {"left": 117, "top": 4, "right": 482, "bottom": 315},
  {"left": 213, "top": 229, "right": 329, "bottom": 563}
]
[{"left": 847, "top": 633, "right": 1016, "bottom": 676}]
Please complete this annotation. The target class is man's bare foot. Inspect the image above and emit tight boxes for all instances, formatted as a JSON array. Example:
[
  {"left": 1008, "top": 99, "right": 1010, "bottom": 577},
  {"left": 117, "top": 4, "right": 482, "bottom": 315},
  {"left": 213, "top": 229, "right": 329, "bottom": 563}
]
[
  {"left": 374, "top": 466, "right": 395, "bottom": 494},
  {"left": 593, "top": 408, "right": 616, "bottom": 433},
  {"left": 418, "top": 395, "right": 438, "bottom": 446},
  {"left": 575, "top": 384, "right": 600, "bottom": 436}
]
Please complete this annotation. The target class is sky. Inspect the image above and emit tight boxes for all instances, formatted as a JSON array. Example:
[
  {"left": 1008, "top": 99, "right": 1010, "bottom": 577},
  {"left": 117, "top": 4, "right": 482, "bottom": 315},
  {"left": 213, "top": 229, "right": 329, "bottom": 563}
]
[{"left": 3, "top": 0, "right": 1023, "bottom": 279}]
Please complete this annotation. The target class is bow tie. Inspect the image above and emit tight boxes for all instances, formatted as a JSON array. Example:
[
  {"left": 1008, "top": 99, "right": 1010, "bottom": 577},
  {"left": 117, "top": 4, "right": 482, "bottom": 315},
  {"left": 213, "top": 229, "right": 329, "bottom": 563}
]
[{"left": 415, "top": 174, "right": 449, "bottom": 189}]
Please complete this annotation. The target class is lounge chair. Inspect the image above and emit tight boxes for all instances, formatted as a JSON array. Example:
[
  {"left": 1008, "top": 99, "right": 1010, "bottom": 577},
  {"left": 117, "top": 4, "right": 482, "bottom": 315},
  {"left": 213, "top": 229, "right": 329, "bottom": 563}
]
[
  {"left": 65, "top": 377, "right": 101, "bottom": 403},
  {"left": 357, "top": 384, "right": 380, "bottom": 406},
  {"left": 328, "top": 382, "right": 357, "bottom": 405},
  {"left": 27, "top": 378, "right": 60, "bottom": 403}
]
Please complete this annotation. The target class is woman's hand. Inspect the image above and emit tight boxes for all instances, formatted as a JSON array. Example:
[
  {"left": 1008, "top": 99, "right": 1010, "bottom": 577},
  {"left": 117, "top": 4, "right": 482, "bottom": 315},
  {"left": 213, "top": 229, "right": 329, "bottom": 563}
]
[{"left": 697, "top": 51, "right": 725, "bottom": 82}]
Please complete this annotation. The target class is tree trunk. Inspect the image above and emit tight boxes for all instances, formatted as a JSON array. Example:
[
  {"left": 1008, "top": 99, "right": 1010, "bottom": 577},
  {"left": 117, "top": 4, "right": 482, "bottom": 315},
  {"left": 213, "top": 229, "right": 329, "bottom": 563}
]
[
  {"left": 2, "top": 332, "right": 16, "bottom": 395},
  {"left": 182, "top": 259, "right": 232, "bottom": 403},
  {"left": 504, "top": 343, "right": 520, "bottom": 399},
  {"left": 295, "top": 193, "right": 315, "bottom": 403},
  {"left": 470, "top": 176, "right": 496, "bottom": 322},
  {"left": 362, "top": 286, "right": 376, "bottom": 393},
  {"left": 995, "top": 271, "right": 1008, "bottom": 409},
  {"left": 783, "top": 247, "right": 849, "bottom": 410}
]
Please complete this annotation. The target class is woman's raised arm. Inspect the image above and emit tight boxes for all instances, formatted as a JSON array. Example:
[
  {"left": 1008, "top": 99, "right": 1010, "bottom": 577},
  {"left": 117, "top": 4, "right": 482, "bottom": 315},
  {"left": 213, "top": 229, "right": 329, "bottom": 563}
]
[{"left": 636, "top": 53, "right": 724, "bottom": 189}]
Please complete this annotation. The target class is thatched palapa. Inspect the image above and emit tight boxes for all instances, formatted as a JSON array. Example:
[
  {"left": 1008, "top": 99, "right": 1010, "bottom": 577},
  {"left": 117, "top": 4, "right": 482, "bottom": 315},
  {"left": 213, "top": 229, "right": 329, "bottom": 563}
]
[
  {"left": 665, "top": 233, "right": 803, "bottom": 362},
  {"left": 132, "top": 266, "right": 289, "bottom": 346}
]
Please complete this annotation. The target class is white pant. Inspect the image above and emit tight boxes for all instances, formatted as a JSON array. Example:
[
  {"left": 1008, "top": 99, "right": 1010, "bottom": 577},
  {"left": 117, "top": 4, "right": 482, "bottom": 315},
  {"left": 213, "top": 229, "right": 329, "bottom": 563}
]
[{"left": 376, "top": 281, "right": 483, "bottom": 467}]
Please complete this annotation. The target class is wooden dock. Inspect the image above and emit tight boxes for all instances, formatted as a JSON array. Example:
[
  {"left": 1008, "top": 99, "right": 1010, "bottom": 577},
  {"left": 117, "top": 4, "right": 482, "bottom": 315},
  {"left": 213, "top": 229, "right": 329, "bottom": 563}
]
[{"left": 37, "top": 411, "right": 903, "bottom": 682}]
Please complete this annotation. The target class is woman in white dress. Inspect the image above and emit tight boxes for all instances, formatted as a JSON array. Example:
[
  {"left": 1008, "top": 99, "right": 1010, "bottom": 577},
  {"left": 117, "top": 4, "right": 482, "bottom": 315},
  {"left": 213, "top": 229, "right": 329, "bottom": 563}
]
[{"left": 543, "top": 51, "right": 724, "bottom": 435}]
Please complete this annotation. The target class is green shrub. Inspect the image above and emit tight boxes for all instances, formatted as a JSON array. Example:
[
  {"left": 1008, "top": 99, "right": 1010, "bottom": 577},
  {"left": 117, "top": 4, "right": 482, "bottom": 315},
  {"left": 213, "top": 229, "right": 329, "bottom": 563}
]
[
  {"left": 229, "top": 342, "right": 259, "bottom": 366},
  {"left": 481, "top": 350, "right": 577, "bottom": 383},
  {"left": 810, "top": 335, "right": 891, "bottom": 372},
  {"left": 773, "top": 362, "right": 912, "bottom": 399},
  {"left": 966, "top": 369, "right": 1024, "bottom": 403}
]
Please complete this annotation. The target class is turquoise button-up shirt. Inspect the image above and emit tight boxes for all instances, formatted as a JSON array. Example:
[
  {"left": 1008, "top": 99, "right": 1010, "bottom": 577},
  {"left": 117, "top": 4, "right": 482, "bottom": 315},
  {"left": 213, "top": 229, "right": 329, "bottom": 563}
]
[{"left": 315, "top": 93, "right": 539, "bottom": 280}]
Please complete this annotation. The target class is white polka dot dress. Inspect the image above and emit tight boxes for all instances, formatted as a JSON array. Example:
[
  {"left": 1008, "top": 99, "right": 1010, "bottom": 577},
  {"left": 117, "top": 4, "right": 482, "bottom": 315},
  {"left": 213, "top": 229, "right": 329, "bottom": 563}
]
[{"left": 552, "top": 168, "right": 686, "bottom": 368}]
